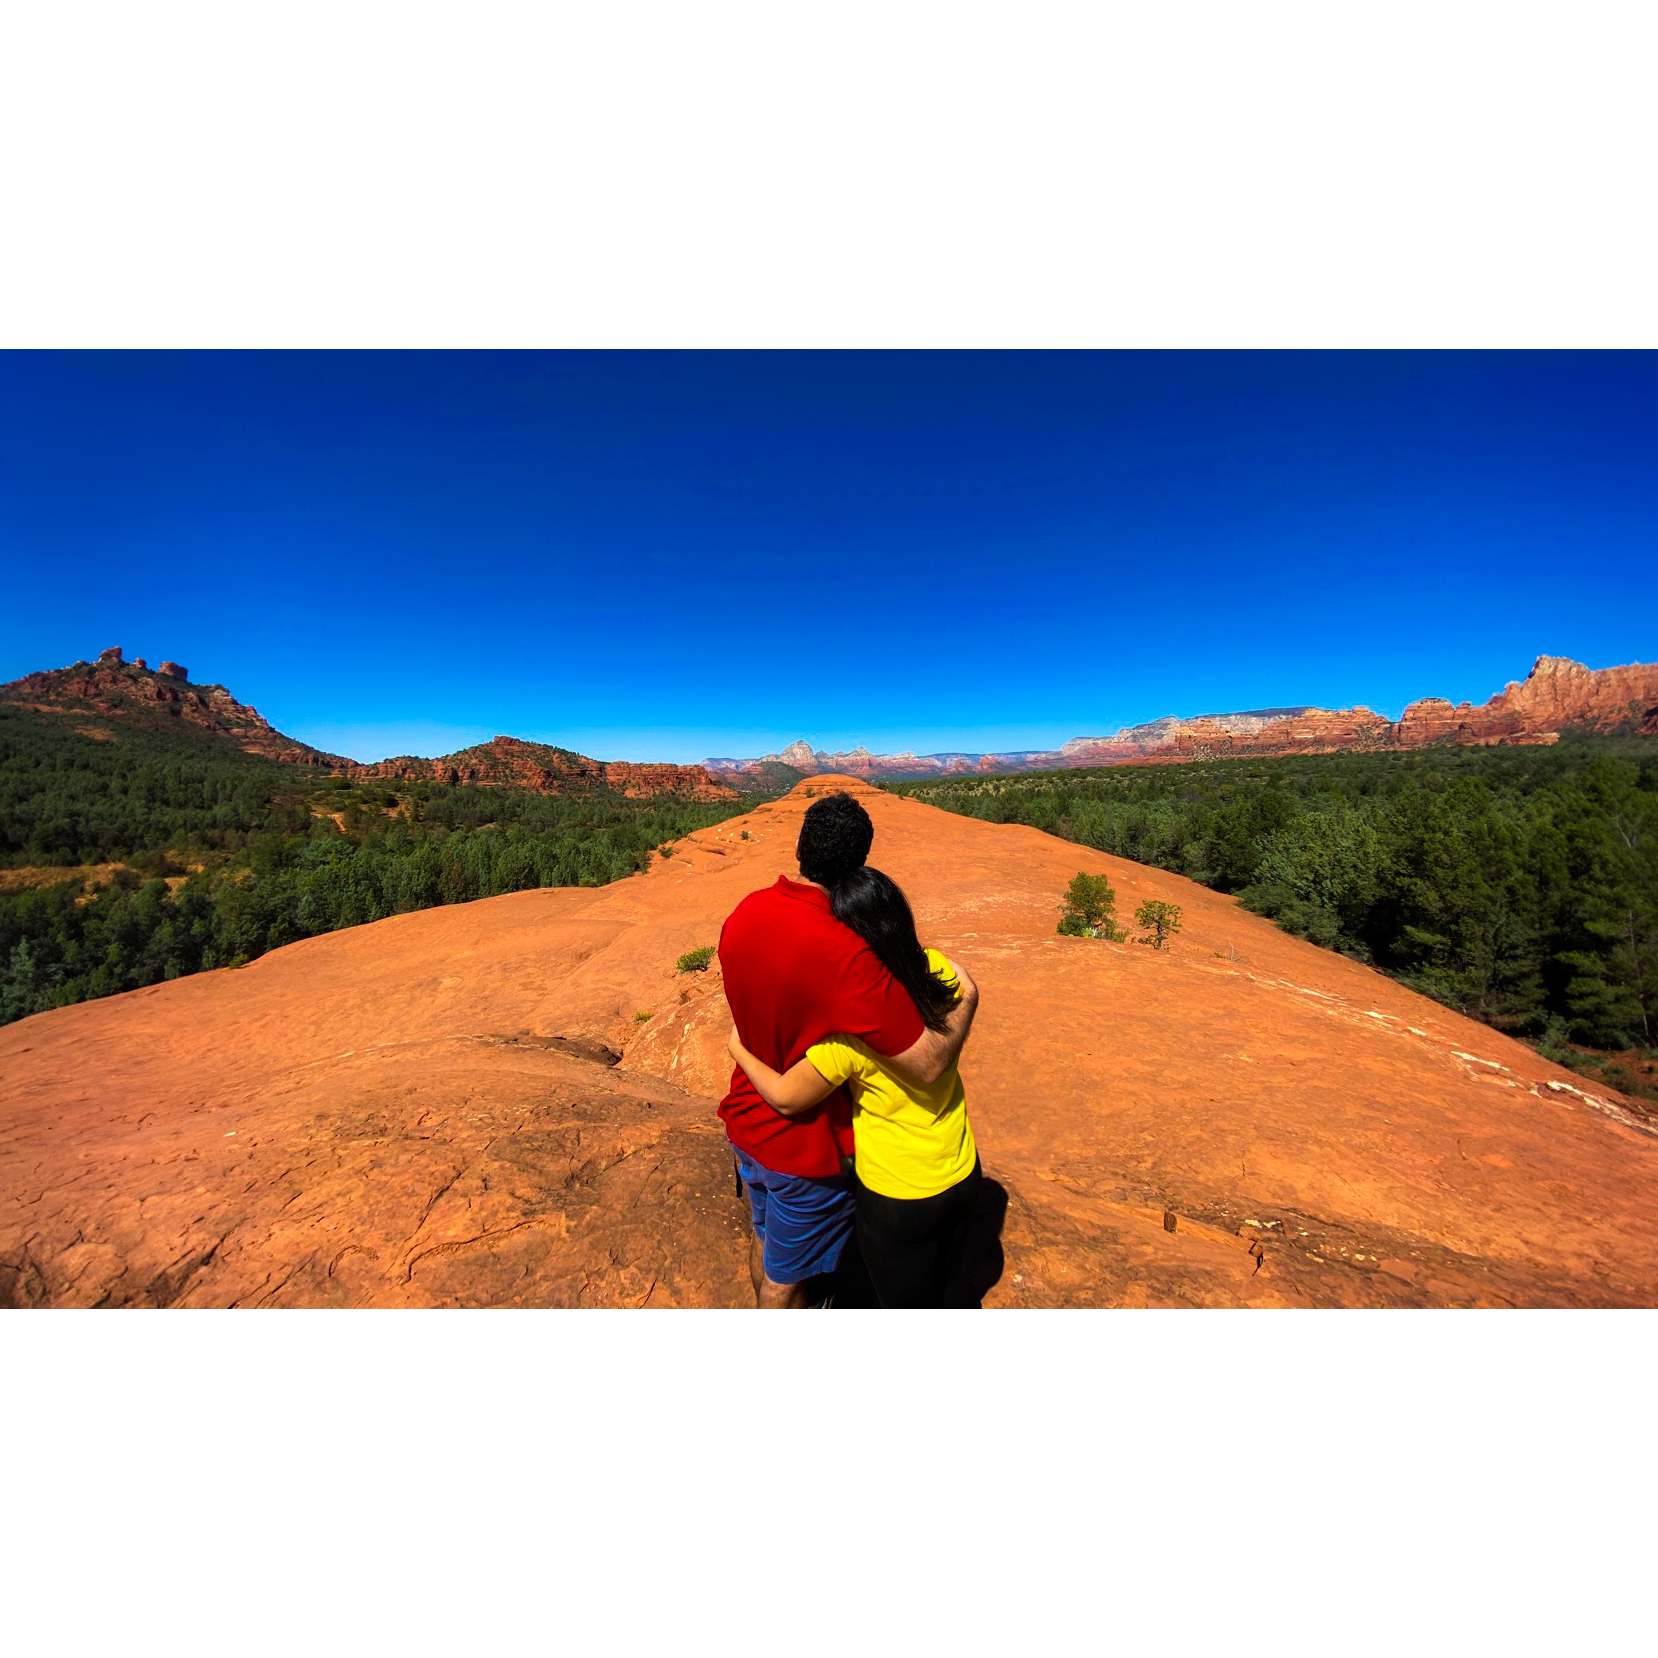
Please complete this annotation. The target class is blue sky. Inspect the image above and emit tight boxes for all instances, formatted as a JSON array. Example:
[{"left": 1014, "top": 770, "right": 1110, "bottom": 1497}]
[{"left": 2, "top": 350, "right": 1653, "bottom": 763}]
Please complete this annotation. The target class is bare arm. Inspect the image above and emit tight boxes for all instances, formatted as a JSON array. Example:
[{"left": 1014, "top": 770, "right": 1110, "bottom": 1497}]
[
  {"left": 727, "top": 1028, "right": 837, "bottom": 1118},
  {"left": 879, "top": 956, "right": 979, "bottom": 1088}
]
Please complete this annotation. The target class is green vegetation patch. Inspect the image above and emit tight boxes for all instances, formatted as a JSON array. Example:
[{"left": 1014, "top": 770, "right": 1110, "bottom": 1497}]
[
  {"left": 0, "top": 706, "right": 760, "bottom": 1027},
  {"left": 893, "top": 738, "right": 1658, "bottom": 1075}
]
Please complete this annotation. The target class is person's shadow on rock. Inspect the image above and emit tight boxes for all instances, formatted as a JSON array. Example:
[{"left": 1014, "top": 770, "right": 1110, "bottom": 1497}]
[{"left": 955, "top": 1175, "right": 1009, "bottom": 1308}]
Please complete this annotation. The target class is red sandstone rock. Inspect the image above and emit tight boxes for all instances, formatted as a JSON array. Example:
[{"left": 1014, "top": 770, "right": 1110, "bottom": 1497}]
[
  {"left": 97, "top": 646, "right": 122, "bottom": 664},
  {"left": 354, "top": 735, "right": 736, "bottom": 801},
  {"left": 710, "top": 659, "right": 1658, "bottom": 780},
  {"left": 0, "top": 658, "right": 351, "bottom": 768},
  {"left": 3, "top": 656, "right": 736, "bottom": 798},
  {"left": 3, "top": 776, "right": 1653, "bottom": 1309},
  {"left": 1396, "top": 655, "right": 1657, "bottom": 744}
]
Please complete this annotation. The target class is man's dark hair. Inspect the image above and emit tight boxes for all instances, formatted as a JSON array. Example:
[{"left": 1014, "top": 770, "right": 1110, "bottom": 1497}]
[{"left": 796, "top": 792, "right": 874, "bottom": 886}]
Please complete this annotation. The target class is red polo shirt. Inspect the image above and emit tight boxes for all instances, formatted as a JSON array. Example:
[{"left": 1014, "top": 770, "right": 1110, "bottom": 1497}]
[{"left": 719, "top": 875, "right": 924, "bottom": 1178}]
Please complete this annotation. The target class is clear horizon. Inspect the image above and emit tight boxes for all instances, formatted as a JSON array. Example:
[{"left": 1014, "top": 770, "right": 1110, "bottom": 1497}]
[{"left": 3, "top": 350, "right": 1653, "bottom": 765}]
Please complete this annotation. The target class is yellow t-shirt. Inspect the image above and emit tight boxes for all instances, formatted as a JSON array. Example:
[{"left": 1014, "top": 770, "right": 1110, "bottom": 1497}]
[{"left": 806, "top": 949, "right": 978, "bottom": 1201}]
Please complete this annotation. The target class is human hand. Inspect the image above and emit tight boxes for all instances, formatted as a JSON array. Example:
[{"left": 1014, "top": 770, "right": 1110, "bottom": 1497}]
[{"left": 727, "top": 1024, "right": 744, "bottom": 1062}]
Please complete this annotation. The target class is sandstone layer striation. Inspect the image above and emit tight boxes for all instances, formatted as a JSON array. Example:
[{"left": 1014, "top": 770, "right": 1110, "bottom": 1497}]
[{"left": 707, "top": 657, "right": 1658, "bottom": 781}]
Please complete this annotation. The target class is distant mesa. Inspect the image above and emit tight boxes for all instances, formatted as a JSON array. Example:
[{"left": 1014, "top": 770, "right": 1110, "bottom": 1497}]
[{"left": 704, "top": 657, "right": 1658, "bottom": 782}]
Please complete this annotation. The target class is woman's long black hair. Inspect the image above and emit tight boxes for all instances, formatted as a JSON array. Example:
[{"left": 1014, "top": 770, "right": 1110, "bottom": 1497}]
[{"left": 829, "top": 865, "right": 957, "bottom": 1034}]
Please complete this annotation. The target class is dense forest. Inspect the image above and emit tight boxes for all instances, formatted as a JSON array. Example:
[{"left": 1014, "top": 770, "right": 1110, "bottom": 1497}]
[
  {"left": 0, "top": 708, "right": 752, "bottom": 1025},
  {"left": 892, "top": 740, "right": 1658, "bottom": 1103}
]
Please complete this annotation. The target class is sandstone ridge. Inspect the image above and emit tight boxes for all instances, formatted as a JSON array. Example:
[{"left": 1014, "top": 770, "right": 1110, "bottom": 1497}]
[
  {"left": 354, "top": 736, "right": 736, "bottom": 802},
  {"left": 3, "top": 776, "right": 1653, "bottom": 1309},
  {"left": 706, "top": 657, "right": 1658, "bottom": 780},
  {"left": 1, "top": 652, "right": 735, "bottom": 799}
]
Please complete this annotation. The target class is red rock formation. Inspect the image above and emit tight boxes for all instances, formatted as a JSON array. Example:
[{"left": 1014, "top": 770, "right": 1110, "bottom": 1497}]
[
  {"left": 2, "top": 656, "right": 732, "bottom": 798},
  {"left": 354, "top": 735, "right": 736, "bottom": 801},
  {"left": 3, "top": 776, "right": 1653, "bottom": 1308},
  {"left": 0, "top": 657, "right": 350, "bottom": 768},
  {"left": 1395, "top": 655, "right": 1656, "bottom": 744},
  {"left": 1162, "top": 707, "right": 1396, "bottom": 760},
  {"left": 708, "top": 658, "right": 1658, "bottom": 778}
]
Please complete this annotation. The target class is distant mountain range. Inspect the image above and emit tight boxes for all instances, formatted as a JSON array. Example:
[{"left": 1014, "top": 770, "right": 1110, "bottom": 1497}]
[
  {"left": 704, "top": 656, "right": 1658, "bottom": 783},
  {"left": 5, "top": 649, "right": 1653, "bottom": 797}
]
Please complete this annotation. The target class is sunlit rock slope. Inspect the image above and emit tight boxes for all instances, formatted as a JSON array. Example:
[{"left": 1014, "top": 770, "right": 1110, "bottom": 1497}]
[{"left": 3, "top": 778, "right": 1654, "bottom": 1308}]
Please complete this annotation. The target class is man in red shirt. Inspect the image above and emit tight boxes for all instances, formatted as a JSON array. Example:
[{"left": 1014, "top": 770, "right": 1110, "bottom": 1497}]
[{"left": 719, "top": 792, "right": 978, "bottom": 1308}]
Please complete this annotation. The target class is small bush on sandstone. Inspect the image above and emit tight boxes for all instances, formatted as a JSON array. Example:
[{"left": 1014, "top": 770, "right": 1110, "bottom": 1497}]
[
  {"left": 1134, "top": 900, "right": 1183, "bottom": 950},
  {"left": 1057, "top": 872, "right": 1123, "bottom": 940},
  {"left": 676, "top": 946, "right": 716, "bottom": 974}
]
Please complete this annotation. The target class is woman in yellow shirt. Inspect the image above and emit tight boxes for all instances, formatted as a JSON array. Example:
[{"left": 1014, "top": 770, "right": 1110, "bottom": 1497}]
[{"left": 728, "top": 865, "right": 982, "bottom": 1308}]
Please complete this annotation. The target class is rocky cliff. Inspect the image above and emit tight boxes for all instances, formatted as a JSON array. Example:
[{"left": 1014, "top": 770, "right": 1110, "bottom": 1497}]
[
  {"left": 706, "top": 657, "right": 1658, "bottom": 779},
  {"left": 1395, "top": 654, "right": 1658, "bottom": 745},
  {"left": 3, "top": 776, "right": 1653, "bottom": 1308}
]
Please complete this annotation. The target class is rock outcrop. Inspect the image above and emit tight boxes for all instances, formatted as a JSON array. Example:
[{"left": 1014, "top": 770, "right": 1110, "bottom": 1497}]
[
  {"left": 4, "top": 652, "right": 737, "bottom": 799},
  {"left": 0, "top": 656, "right": 351, "bottom": 768},
  {"left": 353, "top": 735, "right": 736, "bottom": 801},
  {"left": 3, "top": 776, "right": 1653, "bottom": 1309},
  {"left": 706, "top": 658, "right": 1658, "bottom": 780},
  {"left": 1394, "top": 654, "right": 1656, "bottom": 745}
]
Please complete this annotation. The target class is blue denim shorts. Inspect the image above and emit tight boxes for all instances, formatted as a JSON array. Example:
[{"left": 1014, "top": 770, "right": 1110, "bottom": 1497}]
[{"left": 733, "top": 1147, "right": 854, "bottom": 1285}]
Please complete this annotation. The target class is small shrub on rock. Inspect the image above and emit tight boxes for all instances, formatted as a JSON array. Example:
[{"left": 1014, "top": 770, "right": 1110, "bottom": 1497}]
[
  {"left": 675, "top": 946, "right": 717, "bottom": 974},
  {"left": 1134, "top": 900, "right": 1183, "bottom": 950},
  {"left": 1058, "top": 872, "right": 1123, "bottom": 940}
]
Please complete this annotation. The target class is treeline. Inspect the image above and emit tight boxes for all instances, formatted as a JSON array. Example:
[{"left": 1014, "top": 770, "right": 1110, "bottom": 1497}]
[
  {"left": 0, "top": 709, "right": 752, "bottom": 1024},
  {"left": 892, "top": 740, "right": 1658, "bottom": 1085}
]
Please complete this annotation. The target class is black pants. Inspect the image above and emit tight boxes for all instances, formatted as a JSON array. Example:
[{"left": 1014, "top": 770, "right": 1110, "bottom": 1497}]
[{"left": 852, "top": 1159, "right": 983, "bottom": 1309}]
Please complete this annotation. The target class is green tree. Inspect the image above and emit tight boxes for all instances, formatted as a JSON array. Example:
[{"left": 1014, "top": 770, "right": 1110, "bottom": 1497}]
[
  {"left": 1134, "top": 899, "right": 1183, "bottom": 950},
  {"left": 1058, "top": 871, "right": 1122, "bottom": 939}
]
